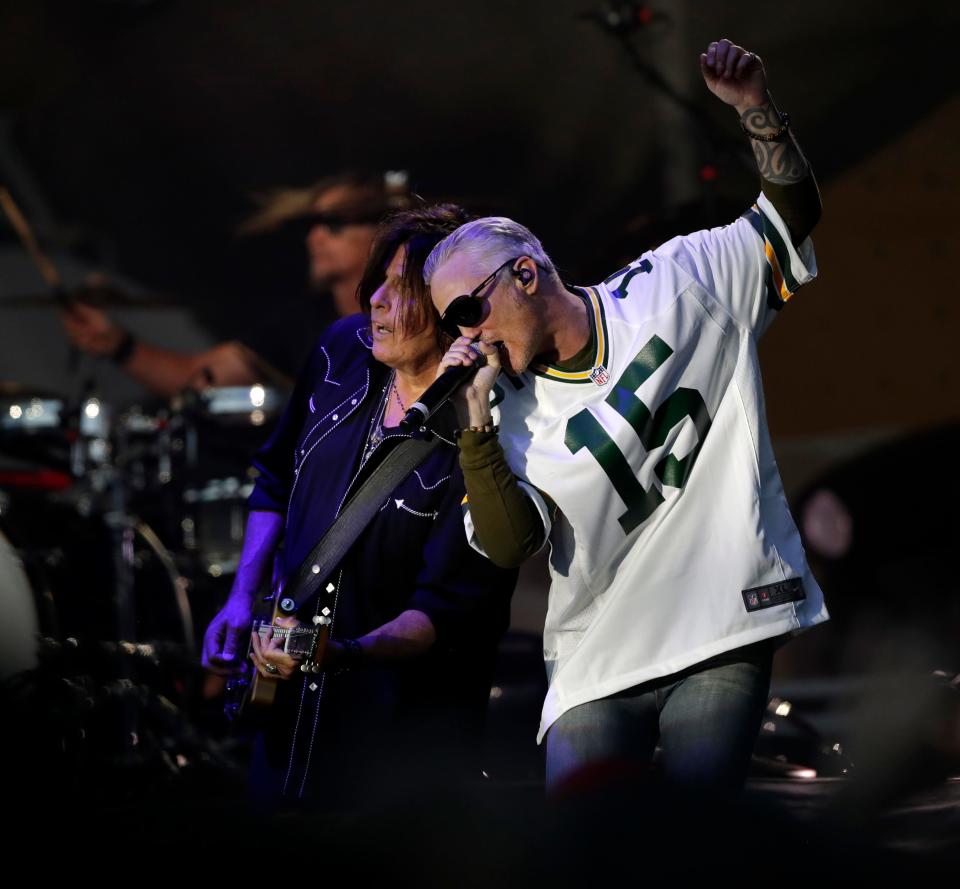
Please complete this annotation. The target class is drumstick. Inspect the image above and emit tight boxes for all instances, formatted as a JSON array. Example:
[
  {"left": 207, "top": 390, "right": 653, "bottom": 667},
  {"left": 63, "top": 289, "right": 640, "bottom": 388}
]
[{"left": 0, "top": 186, "right": 71, "bottom": 305}]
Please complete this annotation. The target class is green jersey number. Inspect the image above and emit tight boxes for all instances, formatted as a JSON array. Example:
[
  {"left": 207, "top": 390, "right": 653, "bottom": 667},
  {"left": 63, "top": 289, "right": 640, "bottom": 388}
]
[
  {"left": 604, "top": 259, "right": 653, "bottom": 300},
  {"left": 564, "top": 334, "right": 711, "bottom": 534}
]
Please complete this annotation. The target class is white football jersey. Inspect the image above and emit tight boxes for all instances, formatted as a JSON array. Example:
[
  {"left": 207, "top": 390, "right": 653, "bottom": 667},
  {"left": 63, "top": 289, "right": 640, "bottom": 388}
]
[{"left": 464, "top": 193, "right": 829, "bottom": 743}]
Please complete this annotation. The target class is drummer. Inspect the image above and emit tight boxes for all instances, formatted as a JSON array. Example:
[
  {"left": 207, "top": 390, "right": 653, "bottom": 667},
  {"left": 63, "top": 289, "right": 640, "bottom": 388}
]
[{"left": 61, "top": 173, "right": 411, "bottom": 397}]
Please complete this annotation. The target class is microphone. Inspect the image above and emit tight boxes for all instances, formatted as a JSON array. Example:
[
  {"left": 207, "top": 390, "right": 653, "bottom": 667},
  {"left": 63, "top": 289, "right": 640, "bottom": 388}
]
[{"left": 399, "top": 349, "right": 487, "bottom": 432}]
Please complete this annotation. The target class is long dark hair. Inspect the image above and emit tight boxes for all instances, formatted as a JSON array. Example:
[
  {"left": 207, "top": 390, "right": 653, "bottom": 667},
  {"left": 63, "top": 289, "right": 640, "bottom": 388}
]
[{"left": 357, "top": 203, "right": 472, "bottom": 347}]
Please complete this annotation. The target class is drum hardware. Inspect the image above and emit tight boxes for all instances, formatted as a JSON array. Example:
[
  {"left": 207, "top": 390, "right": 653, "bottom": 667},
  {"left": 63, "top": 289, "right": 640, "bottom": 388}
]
[
  {"left": 1, "top": 383, "right": 195, "bottom": 648},
  {"left": 134, "top": 520, "right": 194, "bottom": 651},
  {"left": 1, "top": 372, "right": 285, "bottom": 676},
  {"left": 2, "top": 176, "right": 288, "bottom": 763},
  {"left": 753, "top": 693, "right": 854, "bottom": 779},
  {"left": 113, "top": 404, "right": 178, "bottom": 493},
  {"left": 69, "top": 393, "right": 114, "bottom": 483},
  {"left": 167, "top": 384, "right": 286, "bottom": 578},
  {"left": 0, "top": 190, "right": 204, "bottom": 756},
  {"left": 186, "top": 384, "right": 286, "bottom": 426},
  {"left": 0, "top": 385, "right": 72, "bottom": 472},
  {"left": 1, "top": 396, "right": 63, "bottom": 431},
  {"left": 181, "top": 475, "right": 253, "bottom": 577}
]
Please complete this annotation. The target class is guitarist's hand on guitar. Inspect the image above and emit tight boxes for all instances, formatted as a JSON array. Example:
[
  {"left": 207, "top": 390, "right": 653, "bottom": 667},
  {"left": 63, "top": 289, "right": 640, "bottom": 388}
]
[
  {"left": 250, "top": 616, "right": 301, "bottom": 680},
  {"left": 202, "top": 593, "right": 256, "bottom": 675}
]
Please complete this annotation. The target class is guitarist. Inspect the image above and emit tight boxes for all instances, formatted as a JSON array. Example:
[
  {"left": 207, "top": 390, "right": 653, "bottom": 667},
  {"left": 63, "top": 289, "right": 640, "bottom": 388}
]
[{"left": 202, "top": 204, "right": 519, "bottom": 809}]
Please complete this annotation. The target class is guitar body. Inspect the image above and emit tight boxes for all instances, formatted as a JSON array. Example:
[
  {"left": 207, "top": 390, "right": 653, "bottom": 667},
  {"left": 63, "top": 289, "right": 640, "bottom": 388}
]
[{"left": 249, "top": 667, "right": 280, "bottom": 709}]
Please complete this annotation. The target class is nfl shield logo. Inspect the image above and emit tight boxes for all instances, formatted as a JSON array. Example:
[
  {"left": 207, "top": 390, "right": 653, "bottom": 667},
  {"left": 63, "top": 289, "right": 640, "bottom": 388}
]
[{"left": 590, "top": 365, "right": 610, "bottom": 386}]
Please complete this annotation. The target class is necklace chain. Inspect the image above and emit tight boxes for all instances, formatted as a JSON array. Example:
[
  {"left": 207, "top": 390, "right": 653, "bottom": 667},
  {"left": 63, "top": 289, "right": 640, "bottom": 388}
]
[
  {"left": 391, "top": 375, "right": 406, "bottom": 412},
  {"left": 362, "top": 369, "right": 406, "bottom": 466},
  {"left": 362, "top": 372, "right": 391, "bottom": 465}
]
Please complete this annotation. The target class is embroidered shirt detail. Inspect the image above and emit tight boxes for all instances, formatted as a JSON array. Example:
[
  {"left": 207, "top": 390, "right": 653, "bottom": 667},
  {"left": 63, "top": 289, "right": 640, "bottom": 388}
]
[
  {"left": 413, "top": 469, "right": 452, "bottom": 491},
  {"left": 356, "top": 326, "right": 373, "bottom": 350},
  {"left": 320, "top": 346, "right": 342, "bottom": 386}
]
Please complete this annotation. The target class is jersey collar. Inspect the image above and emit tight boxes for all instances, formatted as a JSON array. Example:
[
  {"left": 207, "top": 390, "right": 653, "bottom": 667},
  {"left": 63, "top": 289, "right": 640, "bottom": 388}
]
[{"left": 530, "top": 286, "right": 610, "bottom": 385}]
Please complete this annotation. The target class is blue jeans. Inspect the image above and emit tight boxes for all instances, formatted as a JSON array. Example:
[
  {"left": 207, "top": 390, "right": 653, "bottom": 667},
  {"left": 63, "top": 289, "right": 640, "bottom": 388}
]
[{"left": 545, "top": 639, "right": 773, "bottom": 796}]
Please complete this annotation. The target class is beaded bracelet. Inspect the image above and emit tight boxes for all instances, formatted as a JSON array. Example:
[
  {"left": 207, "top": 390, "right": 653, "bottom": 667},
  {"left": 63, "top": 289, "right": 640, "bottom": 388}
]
[
  {"left": 454, "top": 424, "right": 500, "bottom": 438},
  {"left": 740, "top": 110, "right": 790, "bottom": 143}
]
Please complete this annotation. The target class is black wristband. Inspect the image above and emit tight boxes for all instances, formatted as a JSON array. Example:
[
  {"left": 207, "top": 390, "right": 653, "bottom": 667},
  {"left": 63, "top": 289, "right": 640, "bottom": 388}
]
[
  {"left": 110, "top": 329, "right": 137, "bottom": 365},
  {"left": 339, "top": 637, "right": 364, "bottom": 668}
]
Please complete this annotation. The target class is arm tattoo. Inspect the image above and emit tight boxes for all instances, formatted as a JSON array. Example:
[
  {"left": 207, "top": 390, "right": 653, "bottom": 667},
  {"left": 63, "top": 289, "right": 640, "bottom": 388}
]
[{"left": 741, "top": 104, "right": 810, "bottom": 185}]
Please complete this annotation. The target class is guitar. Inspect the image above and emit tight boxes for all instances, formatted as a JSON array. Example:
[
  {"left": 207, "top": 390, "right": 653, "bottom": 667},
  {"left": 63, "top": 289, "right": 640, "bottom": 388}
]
[{"left": 223, "top": 599, "right": 332, "bottom": 721}]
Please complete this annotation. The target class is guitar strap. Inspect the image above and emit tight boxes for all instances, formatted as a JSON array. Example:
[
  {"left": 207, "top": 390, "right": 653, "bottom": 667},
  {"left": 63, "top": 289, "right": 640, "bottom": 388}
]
[{"left": 277, "top": 431, "right": 443, "bottom": 613}]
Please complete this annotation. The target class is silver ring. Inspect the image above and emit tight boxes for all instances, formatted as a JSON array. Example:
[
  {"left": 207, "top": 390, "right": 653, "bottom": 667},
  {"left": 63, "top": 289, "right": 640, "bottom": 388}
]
[{"left": 265, "top": 663, "right": 279, "bottom": 674}]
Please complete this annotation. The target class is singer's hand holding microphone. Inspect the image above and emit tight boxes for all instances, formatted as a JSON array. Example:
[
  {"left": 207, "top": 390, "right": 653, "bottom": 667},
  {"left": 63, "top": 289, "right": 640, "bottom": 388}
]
[
  {"left": 396, "top": 336, "right": 500, "bottom": 432},
  {"left": 436, "top": 336, "right": 501, "bottom": 429}
]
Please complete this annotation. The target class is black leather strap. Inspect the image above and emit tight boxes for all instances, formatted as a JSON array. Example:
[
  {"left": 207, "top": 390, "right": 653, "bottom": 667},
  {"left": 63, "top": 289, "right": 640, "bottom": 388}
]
[{"left": 283, "top": 432, "right": 442, "bottom": 610}]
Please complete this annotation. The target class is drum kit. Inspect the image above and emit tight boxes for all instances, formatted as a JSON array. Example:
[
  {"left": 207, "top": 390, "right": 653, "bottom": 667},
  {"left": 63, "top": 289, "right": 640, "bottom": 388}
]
[
  {"left": 0, "top": 185, "right": 289, "bottom": 673},
  {"left": 0, "top": 379, "right": 287, "bottom": 675}
]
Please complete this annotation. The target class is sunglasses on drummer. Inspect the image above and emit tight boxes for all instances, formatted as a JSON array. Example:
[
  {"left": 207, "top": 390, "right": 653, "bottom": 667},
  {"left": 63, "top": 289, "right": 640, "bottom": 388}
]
[
  {"left": 298, "top": 212, "right": 382, "bottom": 235},
  {"left": 438, "top": 256, "right": 533, "bottom": 339}
]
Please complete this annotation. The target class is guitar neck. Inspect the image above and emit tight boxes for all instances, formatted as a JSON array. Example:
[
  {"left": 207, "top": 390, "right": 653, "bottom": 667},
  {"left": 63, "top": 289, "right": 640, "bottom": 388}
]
[{"left": 254, "top": 621, "right": 318, "bottom": 658}]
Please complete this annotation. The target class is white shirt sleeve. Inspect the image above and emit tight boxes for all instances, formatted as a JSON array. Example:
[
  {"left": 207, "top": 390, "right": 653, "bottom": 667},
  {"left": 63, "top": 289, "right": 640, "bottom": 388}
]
[{"left": 652, "top": 192, "right": 818, "bottom": 338}]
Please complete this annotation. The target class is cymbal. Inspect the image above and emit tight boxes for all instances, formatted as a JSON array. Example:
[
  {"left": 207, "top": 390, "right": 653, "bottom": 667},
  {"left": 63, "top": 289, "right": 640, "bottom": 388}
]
[{"left": 0, "top": 284, "right": 174, "bottom": 309}]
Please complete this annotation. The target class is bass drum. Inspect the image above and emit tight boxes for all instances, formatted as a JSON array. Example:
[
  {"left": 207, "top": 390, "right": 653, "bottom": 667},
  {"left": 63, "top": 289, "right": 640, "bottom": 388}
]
[{"left": 0, "top": 484, "right": 193, "bottom": 649}]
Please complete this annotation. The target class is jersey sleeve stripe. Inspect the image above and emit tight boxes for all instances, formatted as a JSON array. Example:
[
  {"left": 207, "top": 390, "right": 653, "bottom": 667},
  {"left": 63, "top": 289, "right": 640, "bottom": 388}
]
[
  {"left": 764, "top": 240, "right": 792, "bottom": 303},
  {"left": 757, "top": 205, "right": 801, "bottom": 296},
  {"left": 741, "top": 208, "right": 784, "bottom": 310},
  {"left": 741, "top": 205, "right": 764, "bottom": 239},
  {"left": 744, "top": 204, "right": 797, "bottom": 304},
  {"left": 762, "top": 263, "right": 783, "bottom": 311}
]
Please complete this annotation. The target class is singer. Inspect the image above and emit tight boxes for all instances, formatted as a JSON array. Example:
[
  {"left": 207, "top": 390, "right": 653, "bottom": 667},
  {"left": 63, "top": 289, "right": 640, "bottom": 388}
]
[
  {"left": 201, "top": 204, "right": 517, "bottom": 809},
  {"left": 426, "top": 39, "right": 829, "bottom": 799}
]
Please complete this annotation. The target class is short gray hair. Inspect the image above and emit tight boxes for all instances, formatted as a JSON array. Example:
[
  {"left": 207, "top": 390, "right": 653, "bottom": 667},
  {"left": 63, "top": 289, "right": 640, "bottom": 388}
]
[{"left": 423, "top": 216, "right": 556, "bottom": 285}]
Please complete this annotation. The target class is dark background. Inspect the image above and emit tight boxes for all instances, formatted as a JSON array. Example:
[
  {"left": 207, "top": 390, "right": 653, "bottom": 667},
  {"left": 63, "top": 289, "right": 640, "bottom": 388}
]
[{"left": 3, "top": 0, "right": 956, "bottom": 325}]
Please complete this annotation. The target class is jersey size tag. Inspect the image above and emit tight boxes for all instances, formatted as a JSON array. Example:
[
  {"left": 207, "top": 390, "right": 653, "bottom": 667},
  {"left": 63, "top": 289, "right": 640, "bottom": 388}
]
[
  {"left": 589, "top": 365, "right": 610, "bottom": 386},
  {"left": 741, "top": 578, "right": 805, "bottom": 612}
]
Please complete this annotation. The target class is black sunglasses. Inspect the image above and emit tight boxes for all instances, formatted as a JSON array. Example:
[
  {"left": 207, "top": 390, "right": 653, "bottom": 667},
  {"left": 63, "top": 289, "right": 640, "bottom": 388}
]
[
  {"left": 294, "top": 211, "right": 382, "bottom": 236},
  {"left": 438, "top": 256, "right": 528, "bottom": 339}
]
